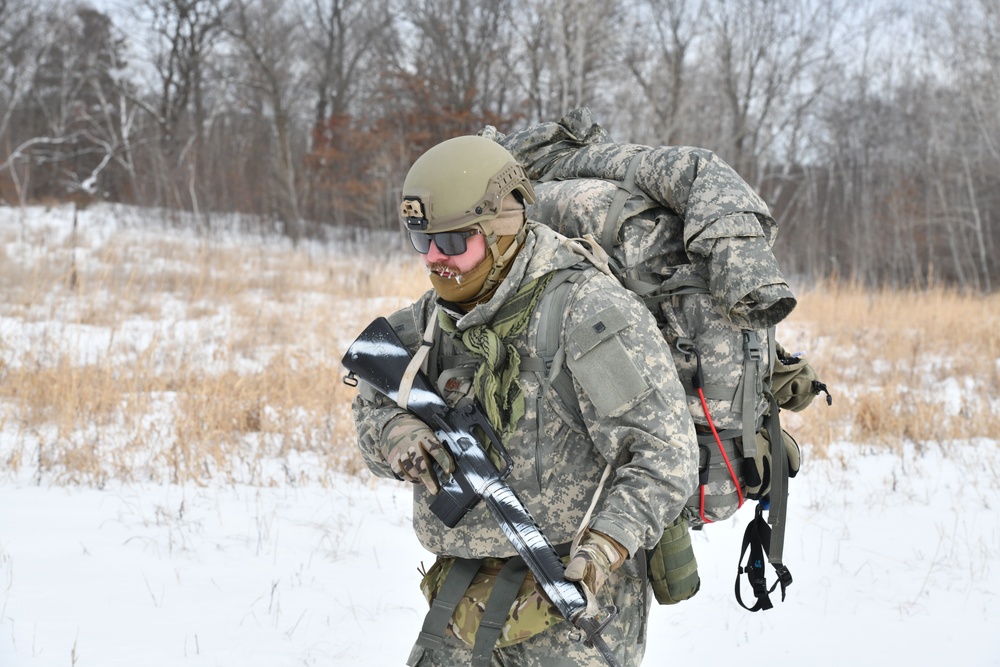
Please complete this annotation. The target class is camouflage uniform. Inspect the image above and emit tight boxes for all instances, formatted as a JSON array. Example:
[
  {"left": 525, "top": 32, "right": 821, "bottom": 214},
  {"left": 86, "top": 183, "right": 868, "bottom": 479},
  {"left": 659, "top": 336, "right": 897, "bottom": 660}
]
[
  {"left": 482, "top": 107, "right": 796, "bottom": 331},
  {"left": 481, "top": 108, "right": 798, "bottom": 525},
  {"left": 352, "top": 222, "right": 699, "bottom": 666},
  {"left": 411, "top": 567, "right": 648, "bottom": 667}
]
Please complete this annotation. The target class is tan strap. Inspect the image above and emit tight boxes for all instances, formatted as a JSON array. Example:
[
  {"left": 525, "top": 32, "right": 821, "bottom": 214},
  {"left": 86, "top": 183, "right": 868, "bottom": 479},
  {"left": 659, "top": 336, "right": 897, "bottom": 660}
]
[
  {"left": 562, "top": 234, "right": 619, "bottom": 280},
  {"left": 570, "top": 463, "right": 614, "bottom": 559},
  {"left": 396, "top": 307, "right": 438, "bottom": 409}
]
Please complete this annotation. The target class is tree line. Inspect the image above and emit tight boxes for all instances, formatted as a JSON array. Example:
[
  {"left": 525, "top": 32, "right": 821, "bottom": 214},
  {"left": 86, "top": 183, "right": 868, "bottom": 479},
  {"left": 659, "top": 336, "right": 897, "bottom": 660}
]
[{"left": 1, "top": 0, "right": 996, "bottom": 291}]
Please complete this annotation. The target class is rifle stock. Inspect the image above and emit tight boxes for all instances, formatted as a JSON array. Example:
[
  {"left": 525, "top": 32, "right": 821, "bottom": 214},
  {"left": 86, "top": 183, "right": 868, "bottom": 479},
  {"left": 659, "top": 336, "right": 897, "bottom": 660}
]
[{"left": 343, "top": 317, "right": 623, "bottom": 667}]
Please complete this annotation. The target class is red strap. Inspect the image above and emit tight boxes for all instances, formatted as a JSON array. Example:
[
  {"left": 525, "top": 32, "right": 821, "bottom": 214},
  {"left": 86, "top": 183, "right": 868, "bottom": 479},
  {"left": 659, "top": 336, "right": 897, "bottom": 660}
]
[{"left": 697, "top": 386, "right": 744, "bottom": 522}]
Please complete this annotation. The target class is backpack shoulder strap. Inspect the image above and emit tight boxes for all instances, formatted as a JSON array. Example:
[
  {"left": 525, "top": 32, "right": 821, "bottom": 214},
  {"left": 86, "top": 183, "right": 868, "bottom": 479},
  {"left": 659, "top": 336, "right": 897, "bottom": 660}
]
[
  {"left": 601, "top": 153, "right": 646, "bottom": 249},
  {"left": 409, "top": 558, "right": 483, "bottom": 659},
  {"left": 517, "top": 267, "right": 589, "bottom": 418}
]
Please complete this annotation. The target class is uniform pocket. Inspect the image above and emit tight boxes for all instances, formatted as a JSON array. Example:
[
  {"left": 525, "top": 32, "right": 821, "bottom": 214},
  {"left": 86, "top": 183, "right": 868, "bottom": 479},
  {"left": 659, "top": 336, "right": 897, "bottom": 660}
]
[{"left": 566, "top": 306, "right": 650, "bottom": 418}]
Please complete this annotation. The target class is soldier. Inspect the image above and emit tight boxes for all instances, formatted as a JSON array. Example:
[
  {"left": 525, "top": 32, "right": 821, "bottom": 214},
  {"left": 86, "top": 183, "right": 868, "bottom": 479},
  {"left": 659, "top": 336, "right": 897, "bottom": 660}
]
[{"left": 349, "top": 134, "right": 698, "bottom": 667}]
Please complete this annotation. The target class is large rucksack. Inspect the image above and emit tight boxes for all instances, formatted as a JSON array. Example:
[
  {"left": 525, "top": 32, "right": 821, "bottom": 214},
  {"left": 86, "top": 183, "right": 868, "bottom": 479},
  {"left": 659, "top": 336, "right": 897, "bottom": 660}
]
[{"left": 482, "top": 108, "right": 830, "bottom": 612}]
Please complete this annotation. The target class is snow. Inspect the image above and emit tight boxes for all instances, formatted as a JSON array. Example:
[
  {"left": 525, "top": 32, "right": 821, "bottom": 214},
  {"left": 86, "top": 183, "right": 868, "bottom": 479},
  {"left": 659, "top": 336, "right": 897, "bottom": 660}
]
[
  {"left": 2, "top": 205, "right": 999, "bottom": 666},
  {"left": 3, "top": 444, "right": 999, "bottom": 666}
]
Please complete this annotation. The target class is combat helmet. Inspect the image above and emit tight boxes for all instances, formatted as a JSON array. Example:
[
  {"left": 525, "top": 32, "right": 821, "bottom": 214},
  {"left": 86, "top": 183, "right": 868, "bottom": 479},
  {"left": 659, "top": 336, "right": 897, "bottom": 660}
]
[
  {"left": 401, "top": 135, "right": 535, "bottom": 234},
  {"left": 400, "top": 135, "right": 535, "bottom": 300}
]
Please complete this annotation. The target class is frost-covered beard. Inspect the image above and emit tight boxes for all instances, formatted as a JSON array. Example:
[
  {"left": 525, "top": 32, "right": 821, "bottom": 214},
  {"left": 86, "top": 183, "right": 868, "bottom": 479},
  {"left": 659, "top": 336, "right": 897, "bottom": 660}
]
[
  {"left": 428, "top": 249, "right": 495, "bottom": 303},
  {"left": 425, "top": 262, "right": 473, "bottom": 281},
  {"left": 429, "top": 234, "right": 518, "bottom": 308}
]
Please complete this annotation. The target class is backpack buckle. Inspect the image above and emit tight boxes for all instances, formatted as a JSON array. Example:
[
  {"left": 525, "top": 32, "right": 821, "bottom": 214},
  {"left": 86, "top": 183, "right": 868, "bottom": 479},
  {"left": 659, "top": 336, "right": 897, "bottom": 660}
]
[{"left": 743, "top": 331, "right": 762, "bottom": 361}]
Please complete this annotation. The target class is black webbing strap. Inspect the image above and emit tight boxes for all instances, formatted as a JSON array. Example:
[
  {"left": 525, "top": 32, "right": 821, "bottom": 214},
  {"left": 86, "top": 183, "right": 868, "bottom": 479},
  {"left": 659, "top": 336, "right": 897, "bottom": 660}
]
[
  {"left": 735, "top": 504, "right": 792, "bottom": 612},
  {"left": 635, "top": 547, "right": 648, "bottom": 645},
  {"left": 413, "top": 558, "right": 482, "bottom": 651},
  {"left": 471, "top": 558, "right": 531, "bottom": 666}
]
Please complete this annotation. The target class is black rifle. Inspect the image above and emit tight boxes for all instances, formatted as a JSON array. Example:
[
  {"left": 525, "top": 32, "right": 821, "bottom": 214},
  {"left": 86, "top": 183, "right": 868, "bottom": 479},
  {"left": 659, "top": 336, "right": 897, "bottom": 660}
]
[{"left": 343, "top": 316, "right": 622, "bottom": 667}]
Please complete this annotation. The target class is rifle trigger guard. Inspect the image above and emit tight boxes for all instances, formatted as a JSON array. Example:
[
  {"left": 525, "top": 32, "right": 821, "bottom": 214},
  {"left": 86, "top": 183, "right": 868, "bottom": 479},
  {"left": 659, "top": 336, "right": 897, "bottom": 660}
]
[{"left": 581, "top": 605, "right": 618, "bottom": 647}]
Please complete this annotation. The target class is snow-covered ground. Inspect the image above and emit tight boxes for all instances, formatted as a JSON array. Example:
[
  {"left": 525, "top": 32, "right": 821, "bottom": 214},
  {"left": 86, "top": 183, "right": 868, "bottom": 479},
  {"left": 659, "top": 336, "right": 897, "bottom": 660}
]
[
  {"left": 3, "top": 442, "right": 999, "bottom": 666},
  {"left": 1, "top": 205, "right": 998, "bottom": 666}
]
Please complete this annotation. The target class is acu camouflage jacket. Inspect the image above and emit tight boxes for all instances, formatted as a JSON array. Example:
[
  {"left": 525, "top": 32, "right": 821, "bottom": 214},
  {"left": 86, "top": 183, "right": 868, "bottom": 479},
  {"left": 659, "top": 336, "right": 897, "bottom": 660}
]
[{"left": 351, "top": 223, "right": 698, "bottom": 561}]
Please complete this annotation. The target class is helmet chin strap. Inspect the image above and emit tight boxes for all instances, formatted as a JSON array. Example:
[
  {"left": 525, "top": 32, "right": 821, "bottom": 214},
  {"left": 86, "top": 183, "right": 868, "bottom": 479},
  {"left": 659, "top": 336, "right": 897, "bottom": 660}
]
[{"left": 471, "top": 219, "right": 527, "bottom": 300}]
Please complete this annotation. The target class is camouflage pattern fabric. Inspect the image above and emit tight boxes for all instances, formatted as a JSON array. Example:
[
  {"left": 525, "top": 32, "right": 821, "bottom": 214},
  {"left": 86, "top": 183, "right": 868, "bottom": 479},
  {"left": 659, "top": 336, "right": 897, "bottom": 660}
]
[
  {"left": 352, "top": 222, "right": 699, "bottom": 561},
  {"left": 745, "top": 427, "right": 801, "bottom": 500},
  {"left": 418, "top": 557, "right": 564, "bottom": 648},
  {"left": 409, "top": 564, "right": 650, "bottom": 667},
  {"left": 480, "top": 107, "right": 796, "bottom": 330},
  {"left": 479, "top": 108, "right": 803, "bottom": 527},
  {"left": 563, "top": 530, "right": 628, "bottom": 595},
  {"left": 382, "top": 414, "right": 455, "bottom": 492},
  {"left": 436, "top": 272, "right": 555, "bottom": 441}
]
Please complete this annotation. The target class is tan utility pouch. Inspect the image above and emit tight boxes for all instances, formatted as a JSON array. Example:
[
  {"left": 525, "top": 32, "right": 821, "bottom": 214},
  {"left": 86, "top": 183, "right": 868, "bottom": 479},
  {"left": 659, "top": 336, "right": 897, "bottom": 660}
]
[{"left": 744, "top": 427, "right": 801, "bottom": 499}]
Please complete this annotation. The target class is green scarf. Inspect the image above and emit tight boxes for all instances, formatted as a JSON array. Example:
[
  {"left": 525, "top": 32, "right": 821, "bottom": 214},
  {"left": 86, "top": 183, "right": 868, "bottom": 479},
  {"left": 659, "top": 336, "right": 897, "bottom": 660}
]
[{"left": 438, "top": 273, "right": 554, "bottom": 441}]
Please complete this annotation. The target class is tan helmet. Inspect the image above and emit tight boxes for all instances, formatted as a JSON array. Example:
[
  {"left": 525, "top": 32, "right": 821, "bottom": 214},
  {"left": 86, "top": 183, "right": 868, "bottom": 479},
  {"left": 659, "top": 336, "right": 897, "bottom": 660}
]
[{"left": 400, "top": 135, "right": 535, "bottom": 235}]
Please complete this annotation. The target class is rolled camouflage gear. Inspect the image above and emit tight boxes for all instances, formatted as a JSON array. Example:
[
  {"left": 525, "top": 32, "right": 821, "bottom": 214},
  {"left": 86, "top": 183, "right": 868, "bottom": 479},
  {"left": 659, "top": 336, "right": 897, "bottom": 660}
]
[
  {"left": 481, "top": 107, "right": 796, "bottom": 330},
  {"left": 383, "top": 414, "right": 454, "bottom": 494},
  {"left": 564, "top": 530, "right": 628, "bottom": 596}
]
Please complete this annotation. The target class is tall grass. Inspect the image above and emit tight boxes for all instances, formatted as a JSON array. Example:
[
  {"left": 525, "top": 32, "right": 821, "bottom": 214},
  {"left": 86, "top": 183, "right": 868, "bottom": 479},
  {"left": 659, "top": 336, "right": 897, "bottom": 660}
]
[
  {"left": 1, "top": 206, "right": 996, "bottom": 486},
  {"left": 778, "top": 281, "right": 1000, "bottom": 456},
  {"left": 0, "top": 207, "right": 428, "bottom": 485}
]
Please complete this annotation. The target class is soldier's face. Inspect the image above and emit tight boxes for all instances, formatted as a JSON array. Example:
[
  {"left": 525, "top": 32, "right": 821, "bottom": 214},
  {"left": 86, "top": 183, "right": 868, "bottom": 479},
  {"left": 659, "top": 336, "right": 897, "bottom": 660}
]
[{"left": 422, "top": 231, "right": 488, "bottom": 279}]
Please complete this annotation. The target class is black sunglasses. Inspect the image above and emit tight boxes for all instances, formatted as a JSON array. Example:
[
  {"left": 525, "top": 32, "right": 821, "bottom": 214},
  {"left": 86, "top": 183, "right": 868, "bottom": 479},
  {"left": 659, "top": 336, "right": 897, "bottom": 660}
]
[{"left": 408, "top": 229, "right": 482, "bottom": 256}]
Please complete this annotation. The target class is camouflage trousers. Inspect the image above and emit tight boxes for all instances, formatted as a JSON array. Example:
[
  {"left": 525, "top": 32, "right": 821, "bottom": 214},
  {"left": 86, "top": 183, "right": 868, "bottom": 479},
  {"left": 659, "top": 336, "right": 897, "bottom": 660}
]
[{"left": 406, "top": 569, "right": 650, "bottom": 667}]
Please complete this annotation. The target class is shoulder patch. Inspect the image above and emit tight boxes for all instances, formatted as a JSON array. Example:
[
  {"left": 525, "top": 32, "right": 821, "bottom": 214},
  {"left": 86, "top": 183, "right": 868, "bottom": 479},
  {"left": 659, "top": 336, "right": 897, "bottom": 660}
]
[
  {"left": 566, "top": 304, "right": 649, "bottom": 417},
  {"left": 566, "top": 305, "right": 631, "bottom": 360}
]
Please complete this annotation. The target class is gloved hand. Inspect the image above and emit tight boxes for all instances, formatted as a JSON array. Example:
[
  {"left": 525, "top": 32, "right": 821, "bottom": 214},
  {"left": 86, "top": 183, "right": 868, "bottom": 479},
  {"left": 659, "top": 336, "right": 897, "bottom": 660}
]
[
  {"left": 564, "top": 530, "right": 628, "bottom": 596},
  {"left": 382, "top": 414, "right": 454, "bottom": 495}
]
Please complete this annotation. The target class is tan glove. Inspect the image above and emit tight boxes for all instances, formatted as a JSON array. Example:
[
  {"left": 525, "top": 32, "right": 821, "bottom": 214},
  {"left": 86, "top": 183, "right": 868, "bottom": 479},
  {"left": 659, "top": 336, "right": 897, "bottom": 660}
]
[
  {"left": 382, "top": 414, "right": 454, "bottom": 494},
  {"left": 564, "top": 530, "right": 628, "bottom": 596}
]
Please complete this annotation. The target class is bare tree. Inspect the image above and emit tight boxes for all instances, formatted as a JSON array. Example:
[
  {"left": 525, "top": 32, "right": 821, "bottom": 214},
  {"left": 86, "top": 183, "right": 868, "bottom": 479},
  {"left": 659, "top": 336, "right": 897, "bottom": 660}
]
[
  {"left": 125, "top": 0, "right": 227, "bottom": 211},
  {"left": 1, "top": 3, "right": 135, "bottom": 203},
  {"left": 224, "top": 0, "right": 307, "bottom": 239},
  {"left": 699, "top": 0, "right": 853, "bottom": 185},
  {"left": 303, "top": 0, "right": 394, "bottom": 125},
  {"left": 922, "top": 0, "right": 999, "bottom": 291},
  {"left": 620, "top": 0, "right": 703, "bottom": 144},
  {"left": 0, "top": 0, "right": 51, "bottom": 147},
  {"left": 513, "top": 0, "right": 623, "bottom": 125},
  {"left": 399, "top": 0, "right": 519, "bottom": 121}
]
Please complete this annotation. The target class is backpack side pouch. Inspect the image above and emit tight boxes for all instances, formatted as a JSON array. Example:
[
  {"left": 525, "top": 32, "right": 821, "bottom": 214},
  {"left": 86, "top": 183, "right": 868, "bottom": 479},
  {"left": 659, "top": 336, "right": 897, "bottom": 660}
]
[{"left": 770, "top": 344, "right": 828, "bottom": 412}]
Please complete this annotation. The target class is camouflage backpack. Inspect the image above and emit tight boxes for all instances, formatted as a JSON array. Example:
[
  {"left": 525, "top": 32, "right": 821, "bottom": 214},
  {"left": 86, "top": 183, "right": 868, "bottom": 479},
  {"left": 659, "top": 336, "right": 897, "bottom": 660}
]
[{"left": 483, "top": 108, "right": 830, "bottom": 611}]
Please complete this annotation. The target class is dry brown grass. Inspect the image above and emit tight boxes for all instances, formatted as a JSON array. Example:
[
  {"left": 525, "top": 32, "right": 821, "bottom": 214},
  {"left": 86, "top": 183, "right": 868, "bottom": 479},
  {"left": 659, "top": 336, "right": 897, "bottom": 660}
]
[
  {"left": 777, "top": 281, "right": 1000, "bottom": 457},
  {"left": 2, "top": 208, "right": 996, "bottom": 485},
  {"left": 0, "top": 212, "right": 428, "bottom": 485}
]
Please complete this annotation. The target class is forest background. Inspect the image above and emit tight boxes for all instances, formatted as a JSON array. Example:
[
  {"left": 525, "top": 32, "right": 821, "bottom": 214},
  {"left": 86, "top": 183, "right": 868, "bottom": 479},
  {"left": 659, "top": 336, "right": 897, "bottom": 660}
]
[
  {"left": 1, "top": 0, "right": 998, "bottom": 292},
  {"left": 2, "top": 2, "right": 999, "bottom": 663}
]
